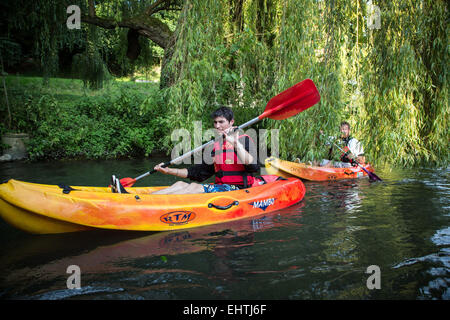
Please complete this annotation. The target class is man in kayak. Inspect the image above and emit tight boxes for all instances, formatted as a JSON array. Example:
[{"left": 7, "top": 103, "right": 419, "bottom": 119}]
[
  {"left": 144, "top": 106, "right": 260, "bottom": 194},
  {"left": 320, "top": 121, "right": 365, "bottom": 168}
]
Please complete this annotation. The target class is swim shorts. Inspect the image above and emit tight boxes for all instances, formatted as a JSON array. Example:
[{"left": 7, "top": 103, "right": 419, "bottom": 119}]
[{"left": 202, "top": 184, "right": 240, "bottom": 193}]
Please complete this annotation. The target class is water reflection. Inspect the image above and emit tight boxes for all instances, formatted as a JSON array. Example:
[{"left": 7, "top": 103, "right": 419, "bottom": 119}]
[{"left": 0, "top": 203, "right": 305, "bottom": 299}]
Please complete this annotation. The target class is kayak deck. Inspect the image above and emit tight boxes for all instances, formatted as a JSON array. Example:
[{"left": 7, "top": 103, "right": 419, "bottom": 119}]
[
  {"left": 0, "top": 178, "right": 305, "bottom": 234},
  {"left": 265, "top": 157, "right": 375, "bottom": 181}
]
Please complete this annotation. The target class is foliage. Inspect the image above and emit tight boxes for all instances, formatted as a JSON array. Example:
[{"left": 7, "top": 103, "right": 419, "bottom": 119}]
[
  {"left": 72, "top": 25, "right": 112, "bottom": 89},
  {"left": 359, "top": 0, "right": 449, "bottom": 166},
  {"left": 0, "top": 76, "right": 165, "bottom": 159},
  {"left": 0, "top": 0, "right": 178, "bottom": 80},
  {"left": 0, "top": 38, "right": 22, "bottom": 68}
]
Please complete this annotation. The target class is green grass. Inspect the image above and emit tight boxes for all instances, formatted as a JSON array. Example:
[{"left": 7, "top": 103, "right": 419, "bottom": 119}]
[
  {"left": 4, "top": 75, "right": 159, "bottom": 99},
  {"left": 3, "top": 74, "right": 160, "bottom": 116}
]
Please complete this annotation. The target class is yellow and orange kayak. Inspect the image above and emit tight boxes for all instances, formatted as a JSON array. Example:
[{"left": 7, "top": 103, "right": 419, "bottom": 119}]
[
  {"left": 0, "top": 178, "right": 305, "bottom": 234},
  {"left": 265, "top": 157, "right": 376, "bottom": 181}
]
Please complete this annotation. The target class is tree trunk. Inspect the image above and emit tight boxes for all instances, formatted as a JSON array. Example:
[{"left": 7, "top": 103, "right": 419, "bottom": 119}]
[{"left": 81, "top": 15, "right": 173, "bottom": 50}]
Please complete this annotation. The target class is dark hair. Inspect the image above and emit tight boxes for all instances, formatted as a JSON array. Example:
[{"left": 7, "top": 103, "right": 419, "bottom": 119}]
[
  {"left": 340, "top": 121, "right": 350, "bottom": 129},
  {"left": 211, "top": 106, "right": 234, "bottom": 122}
]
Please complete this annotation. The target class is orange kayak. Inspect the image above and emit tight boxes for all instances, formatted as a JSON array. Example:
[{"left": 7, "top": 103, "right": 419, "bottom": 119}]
[
  {"left": 265, "top": 157, "right": 376, "bottom": 181},
  {"left": 0, "top": 178, "right": 305, "bottom": 234}
]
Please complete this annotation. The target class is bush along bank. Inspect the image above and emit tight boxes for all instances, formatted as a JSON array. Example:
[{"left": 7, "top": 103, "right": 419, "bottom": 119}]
[{"left": 0, "top": 78, "right": 171, "bottom": 161}]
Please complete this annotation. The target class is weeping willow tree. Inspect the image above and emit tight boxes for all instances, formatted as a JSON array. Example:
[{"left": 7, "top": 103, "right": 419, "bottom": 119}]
[
  {"left": 1, "top": 0, "right": 174, "bottom": 85},
  {"left": 360, "top": 0, "right": 449, "bottom": 166},
  {"left": 161, "top": 0, "right": 448, "bottom": 166},
  {"left": 1, "top": 0, "right": 85, "bottom": 82}
]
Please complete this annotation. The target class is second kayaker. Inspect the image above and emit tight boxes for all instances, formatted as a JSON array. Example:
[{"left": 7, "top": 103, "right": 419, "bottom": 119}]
[
  {"left": 150, "top": 106, "right": 260, "bottom": 194},
  {"left": 320, "top": 121, "right": 366, "bottom": 168}
]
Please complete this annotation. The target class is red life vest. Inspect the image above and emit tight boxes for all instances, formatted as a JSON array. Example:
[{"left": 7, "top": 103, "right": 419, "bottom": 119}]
[
  {"left": 340, "top": 145, "right": 351, "bottom": 162},
  {"left": 340, "top": 145, "right": 365, "bottom": 166},
  {"left": 213, "top": 134, "right": 255, "bottom": 187},
  {"left": 213, "top": 135, "right": 282, "bottom": 188}
]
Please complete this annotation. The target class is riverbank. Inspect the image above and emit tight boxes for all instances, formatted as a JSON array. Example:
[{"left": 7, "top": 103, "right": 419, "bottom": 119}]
[{"left": 1, "top": 75, "right": 168, "bottom": 160}]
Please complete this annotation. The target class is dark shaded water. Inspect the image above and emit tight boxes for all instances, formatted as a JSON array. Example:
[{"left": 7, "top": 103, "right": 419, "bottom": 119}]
[{"left": 0, "top": 159, "right": 448, "bottom": 300}]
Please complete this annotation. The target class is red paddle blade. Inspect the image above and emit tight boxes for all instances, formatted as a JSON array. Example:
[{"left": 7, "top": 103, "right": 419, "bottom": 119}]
[
  {"left": 120, "top": 177, "right": 136, "bottom": 188},
  {"left": 260, "top": 79, "right": 320, "bottom": 120}
]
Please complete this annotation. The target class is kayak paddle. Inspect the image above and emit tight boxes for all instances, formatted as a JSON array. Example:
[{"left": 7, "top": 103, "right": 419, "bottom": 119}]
[{"left": 119, "top": 79, "right": 321, "bottom": 187}]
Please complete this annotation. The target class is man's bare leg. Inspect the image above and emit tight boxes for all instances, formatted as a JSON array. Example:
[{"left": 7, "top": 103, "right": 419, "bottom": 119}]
[
  {"left": 182, "top": 183, "right": 205, "bottom": 194},
  {"left": 151, "top": 181, "right": 204, "bottom": 195},
  {"left": 151, "top": 181, "right": 190, "bottom": 195}
]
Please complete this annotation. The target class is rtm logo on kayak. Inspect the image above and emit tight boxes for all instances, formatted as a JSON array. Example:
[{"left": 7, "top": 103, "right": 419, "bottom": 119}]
[
  {"left": 249, "top": 198, "right": 276, "bottom": 211},
  {"left": 160, "top": 211, "right": 196, "bottom": 225}
]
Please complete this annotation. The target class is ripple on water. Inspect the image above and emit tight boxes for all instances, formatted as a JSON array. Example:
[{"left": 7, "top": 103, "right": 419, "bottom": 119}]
[{"left": 28, "top": 285, "right": 125, "bottom": 300}]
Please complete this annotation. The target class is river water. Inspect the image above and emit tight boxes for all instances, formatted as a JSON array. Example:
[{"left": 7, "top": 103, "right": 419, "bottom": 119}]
[{"left": 0, "top": 158, "right": 448, "bottom": 300}]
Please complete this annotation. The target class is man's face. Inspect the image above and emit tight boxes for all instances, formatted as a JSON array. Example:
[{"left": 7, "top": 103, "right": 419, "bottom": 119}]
[
  {"left": 340, "top": 124, "right": 350, "bottom": 138},
  {"left": 213, "top": 116, "right": 234, "bottom": 134}
]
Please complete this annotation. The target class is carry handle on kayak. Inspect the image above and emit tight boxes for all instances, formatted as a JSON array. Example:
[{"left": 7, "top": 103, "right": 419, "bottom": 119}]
[{"left": 208, "top": 200, "right": 239, "bottom": 210}]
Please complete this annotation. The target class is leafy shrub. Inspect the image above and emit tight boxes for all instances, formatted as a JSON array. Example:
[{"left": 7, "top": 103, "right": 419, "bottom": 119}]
[{"left": 1, "top": 77, "right": 168, "bottom": 160}]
